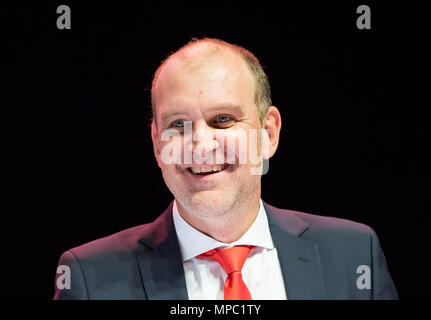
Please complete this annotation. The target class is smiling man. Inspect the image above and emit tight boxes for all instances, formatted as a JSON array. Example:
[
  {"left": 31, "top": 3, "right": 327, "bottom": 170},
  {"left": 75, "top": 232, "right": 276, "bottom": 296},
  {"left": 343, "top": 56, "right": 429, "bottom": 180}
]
[
  {"left": 151, "top": 39, "right": 278, "bottom": 246},
  {"left": 54, "top": 38, "right": 398, "bottom": 300}
]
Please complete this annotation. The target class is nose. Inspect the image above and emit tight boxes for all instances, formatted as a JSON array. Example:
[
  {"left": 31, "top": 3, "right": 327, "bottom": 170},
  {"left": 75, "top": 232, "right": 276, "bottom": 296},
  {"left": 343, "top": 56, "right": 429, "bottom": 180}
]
[{"left": 185, "top": 120, "right": 220, "bottom": 160}]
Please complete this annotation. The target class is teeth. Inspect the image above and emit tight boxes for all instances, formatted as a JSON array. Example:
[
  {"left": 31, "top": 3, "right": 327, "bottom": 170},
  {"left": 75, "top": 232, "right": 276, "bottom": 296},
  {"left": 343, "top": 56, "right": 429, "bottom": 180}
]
[{"left": 190, "top": 164, "right": 227, "bottom": 174}]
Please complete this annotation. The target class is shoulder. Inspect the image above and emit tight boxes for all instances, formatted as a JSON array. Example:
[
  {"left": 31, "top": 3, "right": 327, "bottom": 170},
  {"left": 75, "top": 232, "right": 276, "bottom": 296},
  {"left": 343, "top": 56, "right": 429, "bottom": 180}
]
[
  {"left": 57, "top": 202, "right": 175, "bottom": 269},
  {"left": 264, "top": 202, "right": 374, "bottom": 241},
  {"left": 60, "top": 223, "right": 153, "bottom": 264},
  {"left": 296, "top": 209, "right": 371, "bottom": 234},
  {"left": 54, "top": 221, "right": 162, "bottom": 300}
]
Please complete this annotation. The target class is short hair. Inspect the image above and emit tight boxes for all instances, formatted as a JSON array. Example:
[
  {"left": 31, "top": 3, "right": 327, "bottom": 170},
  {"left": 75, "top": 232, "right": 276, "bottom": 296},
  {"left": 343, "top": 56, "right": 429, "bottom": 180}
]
[{"left": 151, "top": 37, "right": 272, "bottom": 125}]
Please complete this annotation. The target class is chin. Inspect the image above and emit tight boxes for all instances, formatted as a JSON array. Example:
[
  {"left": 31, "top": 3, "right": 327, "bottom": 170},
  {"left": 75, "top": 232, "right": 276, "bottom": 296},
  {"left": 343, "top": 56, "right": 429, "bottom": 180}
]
[{"left": 180, "top": 189, "right": 238, "bottom": 218}]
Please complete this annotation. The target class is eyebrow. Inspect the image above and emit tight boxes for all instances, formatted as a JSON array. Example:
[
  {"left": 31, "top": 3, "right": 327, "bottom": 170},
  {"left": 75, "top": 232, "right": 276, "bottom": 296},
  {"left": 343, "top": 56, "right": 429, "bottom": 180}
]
[
  {"left": 160, "top": 104, "right": 245, "bottom": 127},
  {"left": 161, "top": 111, "right": 186, "bottom": 125},
  {"left": 208, "top": 105, "right": 245, "bottom": 117}
]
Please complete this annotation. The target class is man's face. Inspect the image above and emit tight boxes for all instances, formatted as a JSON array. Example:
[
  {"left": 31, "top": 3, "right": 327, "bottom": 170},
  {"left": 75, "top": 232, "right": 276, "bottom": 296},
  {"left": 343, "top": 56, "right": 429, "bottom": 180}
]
[{"left": 151, "top": 51, "right": 264, "bottom": 218}]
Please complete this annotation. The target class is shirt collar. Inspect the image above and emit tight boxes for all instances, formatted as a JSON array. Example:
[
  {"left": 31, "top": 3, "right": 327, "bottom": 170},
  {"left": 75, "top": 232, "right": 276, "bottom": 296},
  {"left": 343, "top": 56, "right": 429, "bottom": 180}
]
[{"left": 172, "top": 199, "right": 275, "bottom": 262}]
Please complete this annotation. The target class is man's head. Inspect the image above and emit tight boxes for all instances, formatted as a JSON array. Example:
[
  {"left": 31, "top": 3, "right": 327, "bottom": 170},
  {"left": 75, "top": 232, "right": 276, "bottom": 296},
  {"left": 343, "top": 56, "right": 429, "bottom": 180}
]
[
  {"left": 150, "top": 37, "right": 281, "bottom": 219},
  {"left": 152, "top": 38, "right": 273, "bottom": 127}
]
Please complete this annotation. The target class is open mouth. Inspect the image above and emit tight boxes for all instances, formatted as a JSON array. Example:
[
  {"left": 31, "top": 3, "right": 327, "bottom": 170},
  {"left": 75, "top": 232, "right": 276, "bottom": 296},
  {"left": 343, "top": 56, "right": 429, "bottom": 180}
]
[{"left": 187, "top": 164, "right": 229, "bottom": 176}]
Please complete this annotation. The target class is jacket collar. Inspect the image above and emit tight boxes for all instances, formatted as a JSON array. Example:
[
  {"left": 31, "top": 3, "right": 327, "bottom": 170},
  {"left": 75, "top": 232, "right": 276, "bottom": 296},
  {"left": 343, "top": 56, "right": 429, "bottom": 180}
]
[
  {"left": 137, "top": 201, "right": 189, "bottom": 300},
  {"left": 263, "top": 202, "right": 327, "bottom": 299},
  {"left": 137, "top": 200, "right": 327, "bottom": 300}
]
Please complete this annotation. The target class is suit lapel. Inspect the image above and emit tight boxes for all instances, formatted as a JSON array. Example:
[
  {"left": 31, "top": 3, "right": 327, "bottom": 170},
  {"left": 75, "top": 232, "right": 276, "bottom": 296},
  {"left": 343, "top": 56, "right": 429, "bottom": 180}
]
[
  {"left": 263, "top": 201, "right": 327, "bottom": 299},
  {"left": 136, "top": 200, "right": 326, "bottom": 300},
  {"left": 137, "top": 202, "right": 189, "bottom": 300}
]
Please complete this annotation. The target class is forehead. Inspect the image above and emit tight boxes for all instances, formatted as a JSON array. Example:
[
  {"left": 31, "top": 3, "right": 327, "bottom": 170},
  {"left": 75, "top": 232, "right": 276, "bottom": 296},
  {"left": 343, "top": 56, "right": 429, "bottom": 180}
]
[{"left": 154, "top": 50, "right": 256, "bottom": 116}]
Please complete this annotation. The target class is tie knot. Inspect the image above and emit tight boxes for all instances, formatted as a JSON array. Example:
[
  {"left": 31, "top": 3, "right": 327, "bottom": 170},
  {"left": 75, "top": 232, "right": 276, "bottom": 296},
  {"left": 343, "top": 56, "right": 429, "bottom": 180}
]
[{"left": 199, "top": 245, "right": 256, "bottom": 274}]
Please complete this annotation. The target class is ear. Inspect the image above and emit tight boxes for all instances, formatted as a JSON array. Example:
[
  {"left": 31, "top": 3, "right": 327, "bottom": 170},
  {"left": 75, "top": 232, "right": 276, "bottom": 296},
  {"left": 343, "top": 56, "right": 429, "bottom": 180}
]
[
  {"left": 262, "top": 106, "right": 282, "bottom": 159},
  {"left": 151, "top": 120, "right": 162, "bottom": 168}
]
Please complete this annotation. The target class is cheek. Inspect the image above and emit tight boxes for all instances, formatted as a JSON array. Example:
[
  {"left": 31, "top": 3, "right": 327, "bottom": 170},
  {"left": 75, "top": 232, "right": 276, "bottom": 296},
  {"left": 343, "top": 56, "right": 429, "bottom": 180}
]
[
  {"left": 161, "top": 164, "right": 182, "bottom": 187},
  {"left": 218, "top": 127, "right": 255, "bottom": 165},
  {"left": 158, "top": 136, "right": 184, "bottom": 165}
]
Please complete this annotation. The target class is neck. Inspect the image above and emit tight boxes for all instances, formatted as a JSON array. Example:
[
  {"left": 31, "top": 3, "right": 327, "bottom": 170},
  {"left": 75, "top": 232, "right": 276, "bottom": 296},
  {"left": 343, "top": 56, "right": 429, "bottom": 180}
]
[{"left": 176, "top": 188, "right": 261, "bottom": 243}]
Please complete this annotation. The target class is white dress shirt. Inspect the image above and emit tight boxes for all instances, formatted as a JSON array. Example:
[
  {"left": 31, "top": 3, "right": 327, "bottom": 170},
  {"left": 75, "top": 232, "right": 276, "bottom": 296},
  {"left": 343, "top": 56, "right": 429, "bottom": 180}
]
[{"left": 172, "top": 199, "right": 288, "bottom": 300}]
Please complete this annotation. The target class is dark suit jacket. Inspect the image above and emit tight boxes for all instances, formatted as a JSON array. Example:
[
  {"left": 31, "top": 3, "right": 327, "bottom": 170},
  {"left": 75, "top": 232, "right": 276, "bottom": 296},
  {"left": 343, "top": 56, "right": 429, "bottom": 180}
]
[{"left": 53, "top": 201, "right": 398, "bottom": 299}]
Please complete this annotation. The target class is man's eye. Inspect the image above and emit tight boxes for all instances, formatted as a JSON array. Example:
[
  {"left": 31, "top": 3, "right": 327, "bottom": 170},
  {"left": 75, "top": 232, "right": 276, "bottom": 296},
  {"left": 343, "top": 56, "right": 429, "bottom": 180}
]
[
  {"left": 171, "top": 120, "right": 184, "bottom": 128},
  {"left": 216, "top": 115, "right": 232, "bottom": 123}
]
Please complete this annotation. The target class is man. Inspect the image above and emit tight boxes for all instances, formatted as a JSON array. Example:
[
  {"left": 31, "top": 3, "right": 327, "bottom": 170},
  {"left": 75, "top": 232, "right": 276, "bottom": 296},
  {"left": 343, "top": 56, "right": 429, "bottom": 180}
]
[{"left": 53, "top": 38, "right": 398, "bottom": 300}]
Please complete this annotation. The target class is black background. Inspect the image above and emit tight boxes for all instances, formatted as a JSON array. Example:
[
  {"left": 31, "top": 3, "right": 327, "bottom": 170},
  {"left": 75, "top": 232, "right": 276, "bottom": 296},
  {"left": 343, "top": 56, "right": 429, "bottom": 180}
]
[{"left": 1, "top": 1, "right": 428, "bottom": 299}]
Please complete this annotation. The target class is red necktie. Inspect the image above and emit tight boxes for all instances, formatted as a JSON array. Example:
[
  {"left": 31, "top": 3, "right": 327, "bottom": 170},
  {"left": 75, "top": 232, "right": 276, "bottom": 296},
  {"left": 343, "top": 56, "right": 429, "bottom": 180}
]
[{"left": 199, "top": 245, "right": 257, "bottom": 300}]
